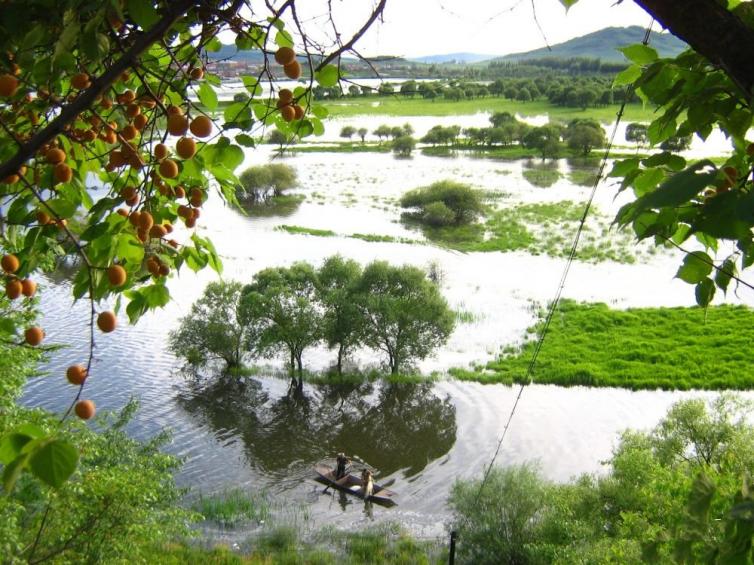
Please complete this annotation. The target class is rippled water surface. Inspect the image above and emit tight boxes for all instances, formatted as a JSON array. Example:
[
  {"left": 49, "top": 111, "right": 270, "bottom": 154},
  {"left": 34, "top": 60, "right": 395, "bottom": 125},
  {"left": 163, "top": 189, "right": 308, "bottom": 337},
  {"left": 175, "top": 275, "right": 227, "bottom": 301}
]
[{"left": 21, "top": 138, "right": 753, "bottom": 536}]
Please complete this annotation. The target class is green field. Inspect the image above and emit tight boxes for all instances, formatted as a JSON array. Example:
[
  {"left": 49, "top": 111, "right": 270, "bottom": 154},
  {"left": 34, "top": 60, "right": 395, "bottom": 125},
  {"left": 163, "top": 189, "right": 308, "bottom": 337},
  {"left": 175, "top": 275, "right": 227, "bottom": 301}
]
[
  {"left": 451, "top": 301, "right": 754, "bottom": 390},
  {"left": 323, "top": 95, "right": 657, "bottom": 122}
]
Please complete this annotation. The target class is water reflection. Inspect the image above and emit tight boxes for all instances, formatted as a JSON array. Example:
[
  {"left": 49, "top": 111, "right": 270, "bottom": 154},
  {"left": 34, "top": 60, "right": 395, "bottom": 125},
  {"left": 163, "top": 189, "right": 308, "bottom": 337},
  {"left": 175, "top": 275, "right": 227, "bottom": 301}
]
[{"left": 177, "top": 377, "right": 457, "bottom": 480}]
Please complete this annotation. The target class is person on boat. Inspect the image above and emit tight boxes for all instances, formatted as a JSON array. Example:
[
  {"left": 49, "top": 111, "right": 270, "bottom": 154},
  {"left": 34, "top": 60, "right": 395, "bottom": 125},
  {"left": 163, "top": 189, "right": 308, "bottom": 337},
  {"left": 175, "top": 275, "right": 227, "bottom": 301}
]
[
  {"left": 335, "top": 452, "right": 350, "bottom": 479},
  {"left": 361, "top": 468, "right": 374, "bottom": 498}
]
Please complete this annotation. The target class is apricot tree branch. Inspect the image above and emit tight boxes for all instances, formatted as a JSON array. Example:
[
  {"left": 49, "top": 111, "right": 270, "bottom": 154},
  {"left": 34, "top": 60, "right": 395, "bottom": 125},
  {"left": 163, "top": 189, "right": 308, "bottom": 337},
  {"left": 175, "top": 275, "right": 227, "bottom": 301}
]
[{"left": 0, "top": 0, "right": 196, "bottom": 181}]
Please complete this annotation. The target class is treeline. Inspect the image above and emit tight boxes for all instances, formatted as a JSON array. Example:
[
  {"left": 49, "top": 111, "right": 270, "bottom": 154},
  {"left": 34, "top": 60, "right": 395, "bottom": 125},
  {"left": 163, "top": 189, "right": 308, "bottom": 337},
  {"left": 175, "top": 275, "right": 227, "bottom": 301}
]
[
  {"left": 313, "top": 75, "right": 638, "bottom": 109},
  {"left": 169, "top": 257, "right": 455, "bottom": 384},
  {"left": 418, "top": 112, "right": 607, "bottom": 158}
]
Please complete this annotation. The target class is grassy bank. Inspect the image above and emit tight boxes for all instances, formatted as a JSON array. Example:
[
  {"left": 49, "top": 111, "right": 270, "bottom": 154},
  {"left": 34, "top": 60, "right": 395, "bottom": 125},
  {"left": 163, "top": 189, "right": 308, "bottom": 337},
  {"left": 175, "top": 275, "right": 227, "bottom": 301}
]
[
  {"left": 324, "top": 95, "right": 656, "bottom": 122},
  {"left": 150, "top": 524, "right": 445, "bottom": 564},
  {"left": 451, "top": 301, "right": 754, "bottom": 390},
  {"left": 277, "top": 224, "right": 420, "bottom": 245}
]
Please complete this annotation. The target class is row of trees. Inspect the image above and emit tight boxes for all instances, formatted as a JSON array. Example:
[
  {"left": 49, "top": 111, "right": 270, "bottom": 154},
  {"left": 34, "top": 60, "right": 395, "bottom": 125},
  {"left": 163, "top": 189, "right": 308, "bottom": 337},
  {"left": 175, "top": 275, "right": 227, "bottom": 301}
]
[
  {"left": 313, "top": 75, "right": 635, "bottom": 109},
  {"left": 417, "top": 112, "right": 608, "bottom": 158},
  {"left": 169, "top": 257, "right": 455, "bottom": 382}
]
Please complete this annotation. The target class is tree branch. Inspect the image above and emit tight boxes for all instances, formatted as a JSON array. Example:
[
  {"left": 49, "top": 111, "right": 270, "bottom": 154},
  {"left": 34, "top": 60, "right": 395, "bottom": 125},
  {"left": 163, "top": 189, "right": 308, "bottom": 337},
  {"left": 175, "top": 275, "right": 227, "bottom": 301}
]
[
  {"left": 633, "top": 0, "right": 754, "bottom": 97},
  {"left": 0, "top": 0, "right": 196, "bottom": 181}
]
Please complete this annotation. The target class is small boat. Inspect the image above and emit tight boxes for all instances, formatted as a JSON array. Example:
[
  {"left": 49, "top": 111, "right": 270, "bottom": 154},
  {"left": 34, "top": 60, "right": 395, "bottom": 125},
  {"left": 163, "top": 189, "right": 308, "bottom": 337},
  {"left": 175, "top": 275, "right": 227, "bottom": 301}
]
[{"left": 314, "top": 464, "right": 397, "bottom": 507}]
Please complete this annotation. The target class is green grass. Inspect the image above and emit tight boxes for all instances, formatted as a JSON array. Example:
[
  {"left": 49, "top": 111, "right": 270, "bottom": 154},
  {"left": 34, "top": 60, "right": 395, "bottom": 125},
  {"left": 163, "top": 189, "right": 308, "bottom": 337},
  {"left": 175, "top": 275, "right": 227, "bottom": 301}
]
[
  {"left": 293, "top": 141, "right": 391, "bottom": 154},
  {"left": 192, "top": 489, "right": 270, "bottom": 528},
  {"left": 407, "top": 201, "right": 642, "bottom": 263},
  {"left": 568, "top": 168, "right": 601, "bottom": 187},
  {"left": 522, "top": 167, "right": 562, "bottom": 188},
  {"left": 148, "top": 523, "right": 446, "bottom": 564},
  {"left": 276, "top": 225, "right": 337, "bottom": 237},
  {"left": 455, "top": 310, "right": 480, "bottom": 324},
  {"left": 421, "top": 145, "right": 543, "bottom": 160},
  {"left": 323, "top": 95, "right": 656, "bottom": 123},
  {"left": 452, "top": 300, "right": 754, "bottom": 390}
]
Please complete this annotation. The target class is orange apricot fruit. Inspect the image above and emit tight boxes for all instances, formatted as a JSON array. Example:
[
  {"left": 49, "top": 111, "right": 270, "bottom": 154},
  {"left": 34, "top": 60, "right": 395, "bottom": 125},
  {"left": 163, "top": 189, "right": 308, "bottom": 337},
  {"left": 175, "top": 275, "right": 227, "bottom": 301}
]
[
  {"left": 176, "top": 137, "right": 196, "bottom": 159},
  {"left": 154, "top": 143, "right": 169, "bottom": 160},
  {"left": 97, "top": 311, "right": 117, "bottom": 333},
  {"left": 1, "top": 253, "right": 20, "bottom": 273},
  {"left": 25, "top": 326, "right": 44, "bottom": 346},
  {"left": 159, "top": 158, "right": 179, "bottom": 179},
  {"left": 293, "top": 104, "right": 304, "bottom": 120},
  {"left": 75, "top": 399, "right": 96, "bottom": 420},
  {"left": 0, "top": 74, "right": 19, "bottom": 97},
  {"left": 71, "top": 72, "right": 91, "bottom": 90},
  {"left": 280, "top": 105, "right": 295, "bottom": 122},
  {"left": 21, "top": 278, "right": 37, "bottom": 297},
  {"left": 283, "top": 60, "right": 302, "bottom": 80},
  {"left": 6, "top": 279, "right": 22, "bottom": 300},
  {"left": 66, "top": 364, "right": 87, "bottom": 385},
  {"left": 167, "top": 113, "right": 189, "bottom": 136},
  {"left": 107, "top": 264, "right": 127, "bottom": 286},
  {"left": 53, "top": 163, "right": 73, "bottom": 184},
  {"left": 46, "top": 148, "right": 66, "bottom": 164},
  {"left": 189, "top": 115, "right": 212, "bottom": 138},
  {"left": 274, "top": 47, "right": 296, "bottom": 66},
  {"left": 278, "top": 88, "right": 293, "bottom": 104}
]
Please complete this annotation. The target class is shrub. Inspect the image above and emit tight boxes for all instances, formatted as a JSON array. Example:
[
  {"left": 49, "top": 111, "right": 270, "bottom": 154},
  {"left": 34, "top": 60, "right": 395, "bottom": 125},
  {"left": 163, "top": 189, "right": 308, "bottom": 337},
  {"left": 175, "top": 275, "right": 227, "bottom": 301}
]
[
  {"left": 238, "top": 163, "right": 298, "bottom": 202},
  {"left": 400, "top": 180, "right": 483, "bottom": 226}
]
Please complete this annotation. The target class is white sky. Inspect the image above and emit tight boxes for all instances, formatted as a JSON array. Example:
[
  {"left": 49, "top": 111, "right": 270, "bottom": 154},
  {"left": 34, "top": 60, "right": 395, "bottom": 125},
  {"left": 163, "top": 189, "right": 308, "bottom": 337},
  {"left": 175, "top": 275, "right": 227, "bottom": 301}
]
[{"left": 288, "top": 0, "right": 656, "bottom": 58}]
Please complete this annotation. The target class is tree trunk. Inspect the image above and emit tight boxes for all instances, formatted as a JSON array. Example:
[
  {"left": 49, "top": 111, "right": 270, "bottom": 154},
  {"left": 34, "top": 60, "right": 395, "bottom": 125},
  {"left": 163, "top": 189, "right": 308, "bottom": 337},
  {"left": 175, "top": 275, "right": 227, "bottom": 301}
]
[
  {"left": 633, "top": 0, "right": 754, "bottom": 97},
  {"left": 336, "top": 344, "right": 345, "bottom": 375}
]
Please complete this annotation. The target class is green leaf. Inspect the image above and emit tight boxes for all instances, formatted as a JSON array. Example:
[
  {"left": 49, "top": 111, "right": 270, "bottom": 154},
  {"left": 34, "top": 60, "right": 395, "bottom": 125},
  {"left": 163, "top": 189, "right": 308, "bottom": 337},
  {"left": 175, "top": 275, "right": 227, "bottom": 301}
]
[
  {"left": 235, "top": 133, "right": 255, "bottom": 147},
  {"left": 627, "top": 161, "right": 716, "bottom": 219},
  {"left": 633, "top": 168, "right": 665, "bottom": 195},
  {"left": 311, "top": 105, "right": 328, "bottom": 119},
  {"left": 275, "top": 30, "right": 293, "bottom": 48},
  {"left": 676, "top": 251, "right": 713, "bottom": 284},
  {"left": 0, "top": 433, "right": 33, "bottom": 465},
  {"left": 695, "top": 278, "right": 716, "bottom": 307},
  {"left": 619, "top": 44, "right": 659, "bottom": 65},
  {"left": 142, "top": 284, "right": 170, "bottom": 308},
  {"left": 715, "top": 258, "right": 738, "bottom": 294},
  {"left": 614, "top": 65, "right": 642, "bottom": 87},
  {"left": 559, "top": 0, "right": 579, "bottom": 10},
  {"left": 315, "top": 65, "right": 339, "bottom": 88},
  {"left": 28, "top": 439, "right": 78, "bottom": 489},
  {"left": 197, "top": 83, "right": 218, "bottom": 111},
  {"left": 242, "top": 75, "right": 262, "bottom": 96},
  {"left": 126, "top": 0, "right": 159, "bottom": 30},
  {"left": 2, "top": 453, "right": 29, "bottom": 493},
  {"left": 205, "top": 37, "right": 222, "bottom": 52},
  {"left": 648, "top": 117, "right": 677, "bottom": 144},
  {"left": 609, "top": 158, "right": 640, "bottom": 178}
]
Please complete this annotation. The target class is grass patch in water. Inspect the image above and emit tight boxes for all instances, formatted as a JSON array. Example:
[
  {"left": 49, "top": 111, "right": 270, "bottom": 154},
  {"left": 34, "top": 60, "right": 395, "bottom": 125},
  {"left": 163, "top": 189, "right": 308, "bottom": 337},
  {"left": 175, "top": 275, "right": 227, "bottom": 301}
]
[
  {"left": 455, "top": 310, "right": 480, "bottom": 324},
  {"left": 293, "top": 142, "right": 391, "bottom": 154},
  {"left": 453, "top": 300, "right": 754, "bottom": 390},
  {"left": 522, "top": 167, "right": 561, "bottom": 188},
  {"left": 148, "top": 523, "right": 445, "bottom": 564},
  {"left": 193, "top": 488, "right": 270, "bottom": 528},
  {"left": 409, "top": 200, "right": 641, "bottom": 263},
  {"left": 567, "top": 168, "right": 600, "bottom": 187},
  {"left": 277, "top": 225, "right": 337, "bottom": 237}
]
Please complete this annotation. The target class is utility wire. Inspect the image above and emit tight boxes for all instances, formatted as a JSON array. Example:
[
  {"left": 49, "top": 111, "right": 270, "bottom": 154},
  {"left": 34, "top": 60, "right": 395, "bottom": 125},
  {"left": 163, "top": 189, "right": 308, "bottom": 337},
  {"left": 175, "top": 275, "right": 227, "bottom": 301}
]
[{"left": 466, "top": 18, "right": 656, "bottom": 513}]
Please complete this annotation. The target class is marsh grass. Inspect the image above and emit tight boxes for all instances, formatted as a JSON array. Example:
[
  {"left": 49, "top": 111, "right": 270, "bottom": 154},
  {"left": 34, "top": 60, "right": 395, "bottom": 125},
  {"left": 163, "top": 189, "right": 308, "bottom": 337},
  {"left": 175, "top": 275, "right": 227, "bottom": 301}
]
[
  {"left": 277, "top": 225, "right": 337, "bottom": 237},
  {"left": 454, "top": 300, "right": 754, "bottom": 390},
  {"left": 522, "top": 168, "right": 562, "bottom": 188},
  {"left": 193, "top": 489, "right": 270, "bottom": 528},
  {"left": 149, "top": 523, "right": 446, "bottom": 564}
]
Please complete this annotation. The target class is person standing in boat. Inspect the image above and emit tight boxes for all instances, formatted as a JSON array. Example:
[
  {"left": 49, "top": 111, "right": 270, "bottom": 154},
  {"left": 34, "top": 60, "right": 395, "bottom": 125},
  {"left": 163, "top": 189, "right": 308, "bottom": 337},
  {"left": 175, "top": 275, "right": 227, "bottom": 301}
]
[{"left": 335, "top": 452, "right": 350, "bottom": 479}]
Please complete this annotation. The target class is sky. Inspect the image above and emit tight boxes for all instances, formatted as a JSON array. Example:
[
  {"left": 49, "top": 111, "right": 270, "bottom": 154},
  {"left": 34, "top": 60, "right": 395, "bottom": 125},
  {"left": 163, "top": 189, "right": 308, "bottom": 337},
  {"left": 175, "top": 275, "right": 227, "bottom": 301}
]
[{"left": 289, "top": 0, "right": 656, "bottom": 58}]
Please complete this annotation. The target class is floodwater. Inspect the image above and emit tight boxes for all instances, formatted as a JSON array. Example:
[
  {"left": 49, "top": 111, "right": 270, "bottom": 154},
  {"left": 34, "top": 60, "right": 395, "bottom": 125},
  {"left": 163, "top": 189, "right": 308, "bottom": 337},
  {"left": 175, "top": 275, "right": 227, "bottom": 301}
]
[{"left": 21, "top": 129, "right": 753, "bottom": 537}]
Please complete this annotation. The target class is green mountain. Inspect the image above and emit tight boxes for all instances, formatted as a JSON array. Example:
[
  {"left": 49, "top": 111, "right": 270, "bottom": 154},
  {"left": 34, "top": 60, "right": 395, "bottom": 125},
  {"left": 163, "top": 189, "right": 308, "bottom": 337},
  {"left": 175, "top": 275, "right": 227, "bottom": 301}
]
[{"left": 494, "top": 26, "right": 686, "bottom": 63}]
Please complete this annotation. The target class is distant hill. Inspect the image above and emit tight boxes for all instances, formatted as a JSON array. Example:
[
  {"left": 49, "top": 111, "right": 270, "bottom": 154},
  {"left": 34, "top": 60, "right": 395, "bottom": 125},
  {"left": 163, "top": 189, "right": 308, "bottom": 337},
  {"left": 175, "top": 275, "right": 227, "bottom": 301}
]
[
  {"left": 409, "top": 52, "right": 497, "bottom": 64},
  {"left": 494, "top": 26, "right": 686, "bottom": 63}
]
